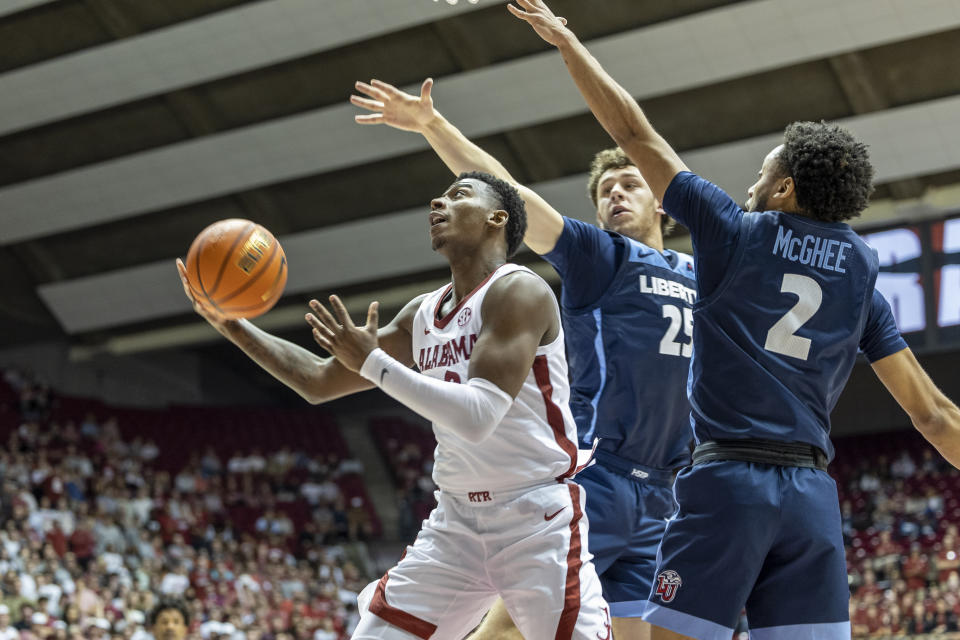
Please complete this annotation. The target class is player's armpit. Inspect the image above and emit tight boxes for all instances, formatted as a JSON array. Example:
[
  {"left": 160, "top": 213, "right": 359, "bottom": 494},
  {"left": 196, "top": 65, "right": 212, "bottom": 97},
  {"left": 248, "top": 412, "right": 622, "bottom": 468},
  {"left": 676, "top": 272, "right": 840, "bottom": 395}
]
[
  {"left": 469, "top": 272, "right": 559, "bottom": 398},
  {"left": 872, "top": 347, "right": 960, "bottom": 468}
]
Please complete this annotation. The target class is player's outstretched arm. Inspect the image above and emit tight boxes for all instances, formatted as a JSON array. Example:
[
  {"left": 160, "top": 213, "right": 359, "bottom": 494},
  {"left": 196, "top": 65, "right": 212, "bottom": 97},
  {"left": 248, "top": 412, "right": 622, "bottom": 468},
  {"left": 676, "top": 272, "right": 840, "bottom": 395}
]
[
  {"left": 176, "top": 258, "right": 416, "bottom": 404},
  {"left": 352, "top": 78, "right": 564, "bottom": 255},
  {"left": 508, "top": 0, "right": 687, "bottom": 202},
  {"left": 872, "top": 348, "right": 960, "bottom": 468}
]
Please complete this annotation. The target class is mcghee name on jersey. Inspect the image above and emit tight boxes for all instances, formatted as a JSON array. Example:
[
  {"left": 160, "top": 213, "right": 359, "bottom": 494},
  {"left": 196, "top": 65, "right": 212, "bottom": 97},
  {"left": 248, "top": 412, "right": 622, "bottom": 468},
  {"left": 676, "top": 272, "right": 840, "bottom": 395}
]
[
  {"left": 417, "top": 334, "right": 479, "bottom": 372},
  {"left": 639, "top": 275, "right": 697, "bottom": 304}
]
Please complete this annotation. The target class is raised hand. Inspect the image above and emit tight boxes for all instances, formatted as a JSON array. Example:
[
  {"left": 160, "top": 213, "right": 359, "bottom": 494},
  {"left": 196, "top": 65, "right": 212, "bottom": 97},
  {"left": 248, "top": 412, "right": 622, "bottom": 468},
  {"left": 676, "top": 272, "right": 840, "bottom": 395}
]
[
  {"left": 175, "top": 258, "right": 236, "bottom": 335},
  {"left": 306, "top": 296, "right": 380, "bottom": 373},
  {"left": 507, "top": 0, "right": 570, "bottom": 47},
  {"left": 351, "top": 78, "right": 437, "bottom": 133}
]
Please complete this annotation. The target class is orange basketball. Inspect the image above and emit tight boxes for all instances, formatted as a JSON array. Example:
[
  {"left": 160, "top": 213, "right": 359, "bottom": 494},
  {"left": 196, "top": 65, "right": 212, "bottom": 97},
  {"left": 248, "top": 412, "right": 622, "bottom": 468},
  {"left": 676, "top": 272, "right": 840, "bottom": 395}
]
[{"left": 184, "top": 219, "right": 287, "bottom": 319}]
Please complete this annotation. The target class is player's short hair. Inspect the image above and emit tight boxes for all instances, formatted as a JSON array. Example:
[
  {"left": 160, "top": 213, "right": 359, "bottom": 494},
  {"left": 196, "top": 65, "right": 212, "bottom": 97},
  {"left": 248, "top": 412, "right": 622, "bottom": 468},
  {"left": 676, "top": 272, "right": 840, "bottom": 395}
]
[
  {"left": 587, "top": 148, "right": 674, "bottom": 236},
  {"left": 457, "top": 171, "right": 527, "bottom": 258},
  {"left": 776, "top": 121, "right": 875, "bottom": 222},
  {"left": 148, "top": 598, "right": 190, "bottom": 628}
]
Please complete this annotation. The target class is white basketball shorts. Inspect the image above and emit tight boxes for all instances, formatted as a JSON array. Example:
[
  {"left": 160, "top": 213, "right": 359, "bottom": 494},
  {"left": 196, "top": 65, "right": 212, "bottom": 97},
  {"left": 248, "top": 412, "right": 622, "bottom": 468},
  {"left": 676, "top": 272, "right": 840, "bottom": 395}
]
[{"left": 353, "top": 480, "right": 610, "bottom": 640}]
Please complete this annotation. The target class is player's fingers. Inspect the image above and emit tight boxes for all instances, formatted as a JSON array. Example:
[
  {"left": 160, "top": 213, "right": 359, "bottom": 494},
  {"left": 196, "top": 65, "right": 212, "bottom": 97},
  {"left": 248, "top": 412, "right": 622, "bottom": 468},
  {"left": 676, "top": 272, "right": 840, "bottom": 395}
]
[
  {"left": 355, "top": 81, "right": 389, "bottom": 102},
  {"left": 366, "top": 301, "right": 379, "bottom": 332},
  {"left": 370, "top": 79, "right": 404, "bottom": 98},
  {"left": 328, "top": 295, "right": 355, "bottom": 328},
  {"left": 513, "top": 0, "right": 537, "bottom": 12},
  {"left": 421, "top": 78, "right": 434, "bottom": 100},
  {"left": 175, "top": 259, "right": 199, "bottom": 300},
  {"left": 559, "top": 16, "right": 567, "bottom": 25},
  {"left": 350, "top": 95, "right": 384, "bottom": 112},
  {"left": 506, "top": 3, "right": 532, "bottom": 20},
  {"left": 311, "top": 328, "right": 334, "bottom": 353},
  {"left": 305, "top": 313, "right": 337, "bottom": 340},
  {"left": 309, "top": 299, "right": 342, "bottom": 332},
  {"left": 355, "top": 114, "right": 384, "bottom": 125}
]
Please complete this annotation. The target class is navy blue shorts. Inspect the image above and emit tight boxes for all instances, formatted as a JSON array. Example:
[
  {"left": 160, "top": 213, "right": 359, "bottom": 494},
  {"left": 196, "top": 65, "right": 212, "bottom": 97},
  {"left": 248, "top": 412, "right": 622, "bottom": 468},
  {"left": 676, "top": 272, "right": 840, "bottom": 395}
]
[
  {"left": 578, "top": 456, "right": 677, "bottom": 618},
  {"left": 643, "top": 460, "right": 850, "bottom": 639}
]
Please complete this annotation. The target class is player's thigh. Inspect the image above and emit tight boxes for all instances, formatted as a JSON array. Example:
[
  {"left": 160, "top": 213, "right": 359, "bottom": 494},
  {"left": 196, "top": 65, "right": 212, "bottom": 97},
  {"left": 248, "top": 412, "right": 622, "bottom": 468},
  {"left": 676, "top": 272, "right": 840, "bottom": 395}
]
[
  {"left": 490, "top": 483, "right": 610, "bottom": 640},
  {"left": 371, "top": 502, "right": 498, "bottom": 639},
  {"left": 602, "top": 483, "right": 675, "bottom": 614},
  {"left": 745, "top": 468, "right": 850, "bottom": 639},
  {"left": 576, "top": 464, "right": 635, "bottom": 576},
  {"left": 650, "top": 625, "right": 696, "bottom": 640},
  {"left": 612, "top": 616, "right": 651, "bottom": 640},
  {"left": 466, "top": 598, "right": 523, "bottom": 640},
  {"left": 643, "top": 463, "right": 779, "bottom": 640}
]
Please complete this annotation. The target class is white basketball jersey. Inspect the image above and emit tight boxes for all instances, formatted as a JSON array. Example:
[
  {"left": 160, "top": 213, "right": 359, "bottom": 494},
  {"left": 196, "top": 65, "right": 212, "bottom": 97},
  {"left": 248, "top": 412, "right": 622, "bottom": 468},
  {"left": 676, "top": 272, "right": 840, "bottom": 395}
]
[{"left": 411, "top": 263, "right": 582, "bottom": 494}]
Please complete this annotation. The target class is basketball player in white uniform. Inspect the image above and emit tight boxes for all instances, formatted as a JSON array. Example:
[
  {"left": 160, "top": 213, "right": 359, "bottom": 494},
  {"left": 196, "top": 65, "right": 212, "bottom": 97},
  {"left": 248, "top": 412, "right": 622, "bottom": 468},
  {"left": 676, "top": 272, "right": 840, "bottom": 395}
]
[{"left": 175, "top": 171, "right": 609, "bottom": 640}]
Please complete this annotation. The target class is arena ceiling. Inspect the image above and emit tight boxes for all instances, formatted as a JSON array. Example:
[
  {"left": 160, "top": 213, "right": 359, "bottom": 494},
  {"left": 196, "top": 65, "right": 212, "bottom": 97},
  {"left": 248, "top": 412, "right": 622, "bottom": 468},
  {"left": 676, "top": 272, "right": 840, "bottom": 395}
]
[{"left": 2, "top": 0, "right": 960, "bottom": 366}]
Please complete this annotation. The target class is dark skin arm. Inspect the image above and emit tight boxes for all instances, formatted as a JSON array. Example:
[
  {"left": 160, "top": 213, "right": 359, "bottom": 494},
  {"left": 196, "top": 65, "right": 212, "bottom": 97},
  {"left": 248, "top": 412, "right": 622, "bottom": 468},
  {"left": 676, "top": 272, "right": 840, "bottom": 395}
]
[
  {"left": 872, "top": 348, "right": 960, "bottom": 468},
  {"left": 308, "top": 271, "right": 559, "bottom": 398},
  {"left": 176, "top": 258, "right": 420, "bottom": 404}
]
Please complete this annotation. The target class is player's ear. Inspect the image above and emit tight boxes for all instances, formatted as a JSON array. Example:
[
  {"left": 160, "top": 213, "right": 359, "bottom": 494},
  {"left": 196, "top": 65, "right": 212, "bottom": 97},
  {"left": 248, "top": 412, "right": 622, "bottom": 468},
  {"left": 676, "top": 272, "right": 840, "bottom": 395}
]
[{"left": 488, "top": 209, "right": 509, "bottom": 229}]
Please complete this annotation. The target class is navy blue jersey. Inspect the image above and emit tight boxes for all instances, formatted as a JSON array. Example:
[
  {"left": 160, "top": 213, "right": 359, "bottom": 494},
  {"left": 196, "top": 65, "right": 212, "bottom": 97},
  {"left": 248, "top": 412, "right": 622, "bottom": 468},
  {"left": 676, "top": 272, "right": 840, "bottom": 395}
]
[
  {"left": 544, "top": 217, "right": 696, "bottom": 471},
  {"left": 664, "top": 172, "right": 907, "bottom": 460}
]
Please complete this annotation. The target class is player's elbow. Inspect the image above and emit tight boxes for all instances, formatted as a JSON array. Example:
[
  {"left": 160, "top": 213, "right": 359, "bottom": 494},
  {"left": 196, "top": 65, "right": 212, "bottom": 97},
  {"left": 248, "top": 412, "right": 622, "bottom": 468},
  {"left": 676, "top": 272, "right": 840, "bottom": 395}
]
[{"left": 913, "top": 404, "right": 957, "bottom": 444}]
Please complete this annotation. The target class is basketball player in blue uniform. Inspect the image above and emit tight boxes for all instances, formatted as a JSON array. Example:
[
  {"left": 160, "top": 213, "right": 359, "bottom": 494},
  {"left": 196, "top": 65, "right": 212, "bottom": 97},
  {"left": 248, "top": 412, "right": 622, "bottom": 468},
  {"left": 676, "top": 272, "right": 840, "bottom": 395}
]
[
  {"left": 352, "top": 76, "right": 695, "bottom": 638},
  {"left": 509, "top": 0, "right": 960, "bottom": 638}
]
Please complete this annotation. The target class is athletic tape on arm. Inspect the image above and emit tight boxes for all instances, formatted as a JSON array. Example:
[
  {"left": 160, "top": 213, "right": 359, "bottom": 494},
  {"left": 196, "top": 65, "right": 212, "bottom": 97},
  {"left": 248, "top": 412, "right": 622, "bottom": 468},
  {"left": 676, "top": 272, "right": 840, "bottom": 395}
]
[{"left": 359, "top": 348, "right": 512, "bottom": 443}]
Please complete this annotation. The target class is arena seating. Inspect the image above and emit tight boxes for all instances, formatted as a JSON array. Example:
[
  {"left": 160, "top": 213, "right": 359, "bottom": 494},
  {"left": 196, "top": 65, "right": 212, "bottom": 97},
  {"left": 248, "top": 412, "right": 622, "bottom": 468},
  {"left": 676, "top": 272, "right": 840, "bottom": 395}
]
[
  {"left": 5, "top": 368, "right": 960, "bottom": 639},
  {"left": 0, "top": 368, "right": 374, "bottom": 640}
]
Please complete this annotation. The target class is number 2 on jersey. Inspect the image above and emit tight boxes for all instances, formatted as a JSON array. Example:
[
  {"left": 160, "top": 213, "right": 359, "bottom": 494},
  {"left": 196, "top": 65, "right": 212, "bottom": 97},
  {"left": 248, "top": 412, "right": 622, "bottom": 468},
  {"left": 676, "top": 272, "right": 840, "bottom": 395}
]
[
  {"left": 659, "top": 304, "right": 693, "bottom": 358},
  {"left": 763, "top": 274, "right": 823, "bottom": 361}
]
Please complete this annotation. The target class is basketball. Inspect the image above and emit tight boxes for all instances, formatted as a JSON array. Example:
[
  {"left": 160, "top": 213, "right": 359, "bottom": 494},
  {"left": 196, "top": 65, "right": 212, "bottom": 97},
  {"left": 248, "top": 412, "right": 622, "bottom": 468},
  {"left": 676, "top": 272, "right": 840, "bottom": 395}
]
[{"left": 184, "top": 219, "right": 287, "bottom": 319}]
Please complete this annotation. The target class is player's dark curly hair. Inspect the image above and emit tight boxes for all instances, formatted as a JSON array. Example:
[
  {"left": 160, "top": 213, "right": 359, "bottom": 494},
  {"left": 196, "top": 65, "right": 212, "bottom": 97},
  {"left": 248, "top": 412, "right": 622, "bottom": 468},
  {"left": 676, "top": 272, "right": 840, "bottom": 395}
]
[
  {"left": 587, "top": 148, "right": 674, "bottom": 235},
  {"left": 776, "top": 121, "right": 875, "bottom": 222},
  {"left": 148, "top": 598, "right": 190, "bottom": 628},
  {"left": 457, "top": 171, "right": 528, "bottom": 258}
]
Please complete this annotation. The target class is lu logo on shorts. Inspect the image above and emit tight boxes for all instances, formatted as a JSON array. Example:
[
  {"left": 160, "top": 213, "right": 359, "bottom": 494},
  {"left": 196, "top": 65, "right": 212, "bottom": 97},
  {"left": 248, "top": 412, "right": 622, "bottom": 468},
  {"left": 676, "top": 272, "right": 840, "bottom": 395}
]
[{"left": 654, "top": 570, "right": 682, "bottom": 603}]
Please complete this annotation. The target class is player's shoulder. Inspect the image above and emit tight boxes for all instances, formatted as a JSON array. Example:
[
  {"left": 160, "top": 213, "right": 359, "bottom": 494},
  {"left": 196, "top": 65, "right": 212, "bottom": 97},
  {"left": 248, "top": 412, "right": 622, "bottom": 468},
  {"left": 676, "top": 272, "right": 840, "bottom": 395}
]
[
  {"left": 481, "top": 267, "right": 556, "bottom": 321},
  {"left": 486, "top": 266, "right": 553, "bottom": 300},
  {"left": 391, "top": 292, "right": 432, "bottom": 330}
]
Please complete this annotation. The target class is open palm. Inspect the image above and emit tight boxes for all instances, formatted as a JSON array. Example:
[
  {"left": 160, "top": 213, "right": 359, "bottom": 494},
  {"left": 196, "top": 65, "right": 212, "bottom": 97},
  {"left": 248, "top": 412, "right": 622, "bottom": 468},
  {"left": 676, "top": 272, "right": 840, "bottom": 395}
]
[{"left": 351, "top": 78, "right": 436, "bottom": 133}]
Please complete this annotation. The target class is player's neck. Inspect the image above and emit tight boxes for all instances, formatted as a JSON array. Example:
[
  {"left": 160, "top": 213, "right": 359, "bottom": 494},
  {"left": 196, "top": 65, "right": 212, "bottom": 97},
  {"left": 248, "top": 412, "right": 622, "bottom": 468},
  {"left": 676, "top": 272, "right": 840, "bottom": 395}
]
[
  {"left": 447, "top": 254, "right": 507, "bottom": 304},
  {"left": 627, "top": 228, "right": 663, "bottom": 252}
]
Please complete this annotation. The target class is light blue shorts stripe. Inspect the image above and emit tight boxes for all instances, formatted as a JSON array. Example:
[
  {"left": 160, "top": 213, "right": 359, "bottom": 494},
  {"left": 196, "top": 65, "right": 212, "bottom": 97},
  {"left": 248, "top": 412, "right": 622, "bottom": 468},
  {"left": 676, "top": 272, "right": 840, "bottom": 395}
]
[
  {"left": 608, "top": 599, "right": 647, "bottom": 619},
  {"left": 749, "top": 621, "right": 850, "bottom": 640},
  {"left": 642, "top": 602, "right": 734, "bottom": 640}
]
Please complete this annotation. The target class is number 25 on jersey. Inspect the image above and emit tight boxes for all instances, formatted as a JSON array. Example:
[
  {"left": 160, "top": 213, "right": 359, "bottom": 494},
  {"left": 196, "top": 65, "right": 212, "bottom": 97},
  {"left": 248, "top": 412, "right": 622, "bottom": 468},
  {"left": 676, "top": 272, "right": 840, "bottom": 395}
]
[{"left": 660, "top": 304, "right": 693, "bottom": 358}]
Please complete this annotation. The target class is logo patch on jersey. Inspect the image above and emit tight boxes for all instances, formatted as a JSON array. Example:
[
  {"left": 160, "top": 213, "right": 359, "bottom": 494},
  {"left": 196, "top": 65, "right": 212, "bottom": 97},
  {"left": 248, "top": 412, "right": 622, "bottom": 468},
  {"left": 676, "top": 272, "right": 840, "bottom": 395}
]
[
  {"left": 631, "top": 468, "right": 649, "bottom": 479},
  {"left": 468, "top": 491, "right": 492, "bottom": 503},
  {"left": 655, "top": 570, "right": 682, "bottom": 603},
  {"left": 544, "top": 507, "right": 566, "bottom": 521},
  {"left": 597, "top": 606, "right": 611, "bottom": 640},
  {"left": 457, "top": 307, "right": 472, "bottom": 327}
]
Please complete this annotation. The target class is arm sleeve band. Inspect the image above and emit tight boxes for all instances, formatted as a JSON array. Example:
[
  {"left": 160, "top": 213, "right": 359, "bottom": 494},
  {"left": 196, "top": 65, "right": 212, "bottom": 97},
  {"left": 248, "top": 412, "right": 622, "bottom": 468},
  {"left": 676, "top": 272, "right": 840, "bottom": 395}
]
[{"left": 359, "top": 348, "right": 513, "bottom": 443}]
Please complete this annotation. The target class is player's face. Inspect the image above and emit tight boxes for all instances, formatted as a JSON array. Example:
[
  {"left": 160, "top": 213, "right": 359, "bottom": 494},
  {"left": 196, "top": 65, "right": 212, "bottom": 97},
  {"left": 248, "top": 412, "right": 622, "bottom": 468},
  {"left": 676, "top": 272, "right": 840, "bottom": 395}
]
[
  {"left": 745, "top": 146, "right": 785, "bottom": 212},
  {"left": 594, "top": 166, "right": 662, "bottom": 240},
  {"left": 429, "top": 179, "right": 504, "bottom": 255},
  {"left": 152, "top": 610, "right": 187, "bottom": 640}
]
